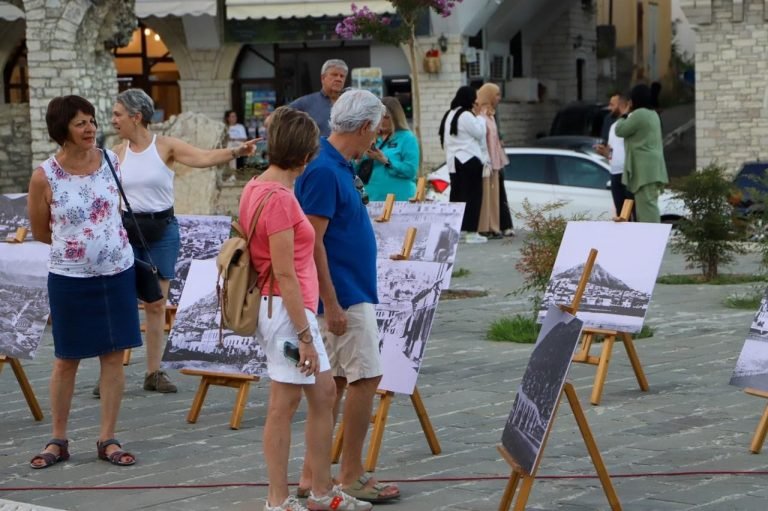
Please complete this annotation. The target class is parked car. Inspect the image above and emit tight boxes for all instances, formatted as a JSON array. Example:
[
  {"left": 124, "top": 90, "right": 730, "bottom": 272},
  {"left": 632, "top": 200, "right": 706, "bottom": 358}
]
[
  {"left": 426, "top": 147, "right": 686, "bottom": 225},
  {"left": 549, "top": 102, "right": 610, "bottom": 138},
  {"left": 532, "top": 135, "right": 605, "bottom": 158},
  {"left": 729, "top": 161, "right": 768, "bottom": 217}
]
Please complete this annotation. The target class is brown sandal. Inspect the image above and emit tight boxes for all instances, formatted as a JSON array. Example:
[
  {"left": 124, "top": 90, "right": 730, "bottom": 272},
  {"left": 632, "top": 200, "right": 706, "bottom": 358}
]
[
  {"left": 30, "top": 438, "right": 69, "bottom": 469},
  {"left": 96, "top": 438, "right": 136, "bottom": 466}
]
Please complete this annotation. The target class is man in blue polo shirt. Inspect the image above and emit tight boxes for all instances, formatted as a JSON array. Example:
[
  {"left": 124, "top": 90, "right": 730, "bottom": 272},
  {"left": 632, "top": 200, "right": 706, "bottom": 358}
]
[
  {"left": 290, "top": 59, "right": 348, "bottom": 138},
  {"left": 295, "top": 89, "right": 400, "bottom": 503}
]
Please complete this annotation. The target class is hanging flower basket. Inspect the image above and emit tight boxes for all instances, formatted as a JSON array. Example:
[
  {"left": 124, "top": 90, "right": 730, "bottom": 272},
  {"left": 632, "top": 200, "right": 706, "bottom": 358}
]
[{"left": 424, "top": 49, "right": 441, "bottom": 74}]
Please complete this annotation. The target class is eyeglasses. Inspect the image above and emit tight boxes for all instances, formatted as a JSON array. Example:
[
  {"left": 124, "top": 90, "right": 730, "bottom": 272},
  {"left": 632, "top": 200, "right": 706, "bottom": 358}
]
[{"left": 353, "top": 174, "right": 369, "bottom": 206}]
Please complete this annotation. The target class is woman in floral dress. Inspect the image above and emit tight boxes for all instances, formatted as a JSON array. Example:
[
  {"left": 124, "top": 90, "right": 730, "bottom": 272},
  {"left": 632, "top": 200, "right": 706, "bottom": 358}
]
[{"left": 27, "top": 95, "right": 141, "bottom": 469}]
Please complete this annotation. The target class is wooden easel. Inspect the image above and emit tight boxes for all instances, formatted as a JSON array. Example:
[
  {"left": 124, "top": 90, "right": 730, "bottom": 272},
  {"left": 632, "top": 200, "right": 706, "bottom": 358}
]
[
  {"left": 409, "top": 177, "right": 427, "bottom": 203},
  {"left": 331, "top": 224, "right": 442, "bottom": 471},
  {"left": 3, "top": 226, "right": 28, "bottom": 243},
  {"left": 498, "top": 248, "right": 622, "bottom": 511},
  {"left": 572, "top": 200, "right": 649, "bottom": 405},
  {"left": 123, "top": 304, "right": 179, "bottom": 365},
  {"left": 375, "top": 194, "right": 395, "bottom": 223},
  {"left": 179, "top": 368, "right": 259, "bottom": 429},
  {"left": 0, "top": 355, "right": 43, "bottom": 421},
  {"left": 744, "top": 388, "right": 768, "bottom": 453}
]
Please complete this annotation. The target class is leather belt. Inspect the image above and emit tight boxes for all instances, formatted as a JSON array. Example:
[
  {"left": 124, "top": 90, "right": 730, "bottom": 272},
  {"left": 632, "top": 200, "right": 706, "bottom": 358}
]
[{"left": 133, "top": 207, "right": 174, "bottom": 219}]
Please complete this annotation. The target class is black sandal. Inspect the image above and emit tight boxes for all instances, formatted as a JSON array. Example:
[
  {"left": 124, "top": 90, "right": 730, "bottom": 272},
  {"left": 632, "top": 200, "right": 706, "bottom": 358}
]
[
  {"left": 30, "top": 438, "right": 69, "bottom": 469},
  {"left": 96, "top": 438, "right": 136, "bottom": 466}
]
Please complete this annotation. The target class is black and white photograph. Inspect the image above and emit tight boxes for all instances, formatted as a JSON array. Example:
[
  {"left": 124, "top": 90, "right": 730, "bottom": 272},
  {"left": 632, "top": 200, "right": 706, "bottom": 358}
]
[
  {"left": 501, "top": 305, "right": 584, "bottom": 475},
  {"left": 169, "top": 215, "right": 232, "bottom": 306},
  {"left": 0, "top": 193, "right": 33, "bottom": 241},
  {"left": 376, "top": 258, "right": 450, "bottom": 395},
  {"left": 162, "top": 258, "right": 267, "bottom": 377},
  {"left": 730, "top": 289, "right": 768, "bottom": 391},
  {"left": 538, "top": 221, "right": 671, "bottom": 332},
  {"left": 0, "top": 241, "right": 50, "bottom": 359},
  {"left": 367, "top": 201, "right": 464, "bottom": 287}
]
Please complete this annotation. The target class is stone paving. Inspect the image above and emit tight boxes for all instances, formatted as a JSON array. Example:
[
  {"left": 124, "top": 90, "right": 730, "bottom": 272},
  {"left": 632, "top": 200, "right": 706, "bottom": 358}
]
[{"left": 2, "top": 237, "right": 768, "bottom": 510}]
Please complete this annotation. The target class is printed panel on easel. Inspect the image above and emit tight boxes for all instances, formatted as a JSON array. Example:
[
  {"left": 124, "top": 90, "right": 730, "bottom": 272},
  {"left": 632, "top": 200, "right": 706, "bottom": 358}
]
[{"left": 730, "top": 287, "right": 768, "bottom": 392}]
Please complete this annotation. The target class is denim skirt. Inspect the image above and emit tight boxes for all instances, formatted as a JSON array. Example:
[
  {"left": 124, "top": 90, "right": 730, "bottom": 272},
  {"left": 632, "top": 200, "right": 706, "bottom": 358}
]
[{"left": 48, "top": 266, "right": 143, "bottom": 359}]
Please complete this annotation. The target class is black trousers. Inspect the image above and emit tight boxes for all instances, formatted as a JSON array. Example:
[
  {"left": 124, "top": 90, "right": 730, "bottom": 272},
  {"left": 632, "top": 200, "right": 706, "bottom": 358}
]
[
  {"left": 498, "top": 170, "right": 513, "bottom": 230},
  {"left": 451, "top": 157, "right": 484, "bottom": 232},
  {"left": 610, "top": 173, "right": 634, "bottom": 219}
]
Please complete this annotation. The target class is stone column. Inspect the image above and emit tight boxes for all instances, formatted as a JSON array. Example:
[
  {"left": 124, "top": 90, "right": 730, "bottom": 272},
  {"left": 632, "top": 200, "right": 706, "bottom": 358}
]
[{"left": 23, "top": 0, "right": 135, "bottom": 165}]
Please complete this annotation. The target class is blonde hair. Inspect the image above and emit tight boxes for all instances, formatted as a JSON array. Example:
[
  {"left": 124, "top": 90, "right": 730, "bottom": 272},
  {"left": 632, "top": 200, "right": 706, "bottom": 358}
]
[
  {"left": 381, "top": 97, "right": 409, "bottom": 132},
  {"left": 477, "top": 83, "right": 501, "bottom": 115}
]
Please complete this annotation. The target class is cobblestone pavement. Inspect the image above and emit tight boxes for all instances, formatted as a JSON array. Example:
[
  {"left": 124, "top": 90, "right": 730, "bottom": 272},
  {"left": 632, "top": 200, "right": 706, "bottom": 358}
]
[{"left": 2, "top": 236, "right": 768, "bottom": 510}]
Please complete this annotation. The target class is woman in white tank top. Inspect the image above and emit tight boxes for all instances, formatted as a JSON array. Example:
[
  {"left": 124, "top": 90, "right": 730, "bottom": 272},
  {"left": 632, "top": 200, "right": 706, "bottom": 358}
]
[{"left": 107, "top": 89, "right": 257, "bottom": 395}]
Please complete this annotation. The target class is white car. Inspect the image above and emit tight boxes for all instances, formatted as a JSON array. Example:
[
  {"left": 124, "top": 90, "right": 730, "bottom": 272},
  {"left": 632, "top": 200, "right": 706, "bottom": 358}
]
[{"left": 427, "top": 147, "right": 686, "bottom": 224}]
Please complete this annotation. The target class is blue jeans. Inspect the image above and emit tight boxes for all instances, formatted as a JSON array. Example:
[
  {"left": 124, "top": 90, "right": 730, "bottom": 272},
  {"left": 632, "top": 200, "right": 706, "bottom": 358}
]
[{"left": 131, "top": 217, "right": 181, "bottom": 280}]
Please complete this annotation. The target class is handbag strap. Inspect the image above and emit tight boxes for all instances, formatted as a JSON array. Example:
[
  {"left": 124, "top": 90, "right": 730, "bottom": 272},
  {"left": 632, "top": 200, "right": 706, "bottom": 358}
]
[
  {"left": 103, "top": 150, "right": 157, "bottom": 268},
  {"left": 246, "top": 188, "right": 276, "bottom": 316}
]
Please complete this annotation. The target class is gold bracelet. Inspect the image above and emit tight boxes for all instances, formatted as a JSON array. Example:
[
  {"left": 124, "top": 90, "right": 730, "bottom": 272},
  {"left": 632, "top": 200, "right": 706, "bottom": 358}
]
[{"left": 296, "top": 324, "right": 310, "bottom": 337}]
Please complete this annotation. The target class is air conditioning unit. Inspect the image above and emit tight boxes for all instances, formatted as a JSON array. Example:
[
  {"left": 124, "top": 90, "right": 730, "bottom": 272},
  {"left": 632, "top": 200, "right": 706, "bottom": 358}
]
[
  {"left": 465, "top": 49, "right": 487, "bottom": 79},
  {"left": 489, "top": 55, "right": 512, "bottom": 81},
  {"left": 504, "top": 78, "right": 540, "bottom": 102}
]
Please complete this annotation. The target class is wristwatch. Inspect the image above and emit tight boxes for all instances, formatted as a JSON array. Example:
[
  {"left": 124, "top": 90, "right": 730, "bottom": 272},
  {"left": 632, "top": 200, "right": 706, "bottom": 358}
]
[{"left": 384, "top": 159, "right": 392, "bottom": 168}]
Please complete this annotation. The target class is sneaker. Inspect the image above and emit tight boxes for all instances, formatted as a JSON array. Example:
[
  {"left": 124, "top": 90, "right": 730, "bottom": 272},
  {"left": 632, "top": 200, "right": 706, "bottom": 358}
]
[
  {"left": 265, "top": 495, "right": 309, "bottom": 511},
  {"left": 307, "top": 485, "right": 372, "bottom": 511},
  {"left": 463, "top": 232, "right": 488, "bottom": 244},
  {"left": 503, "top": 228, "right": 516, "bottom": 237},
  {"left": 92, "top": 379, "right": 100, "bottom": 398},
  {"left": 143, "top": 370, "right": 178, "bottom": 393}
]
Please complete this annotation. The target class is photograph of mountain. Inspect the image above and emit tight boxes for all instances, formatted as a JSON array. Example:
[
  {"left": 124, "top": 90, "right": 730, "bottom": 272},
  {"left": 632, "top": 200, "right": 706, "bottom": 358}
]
[
  {"left": 0, "top": 193, "right": 33, "bottom": 241},
  {"left": 538, "top": 221, "right": 671, "bottom": 332},
  {"left": 162, "top": 258, "right": 267, "bottom": 376},
  {"left": 502, "top": 306, "right": 584, "bottom": 475},
  {"left": 730, "top": 288, "right": 768, "bottom": 392},
  {"left": 366, "top": 202, "right": 463, "bottom": 286},
  {"left": 168, "top": 215, "right": 231, "bottom": 306},
  {"left": 376, "top": 259, "right": 450, "bottom": 395},
  {"left": 0, "top": 241, "right": 50, "bottom": 359}
]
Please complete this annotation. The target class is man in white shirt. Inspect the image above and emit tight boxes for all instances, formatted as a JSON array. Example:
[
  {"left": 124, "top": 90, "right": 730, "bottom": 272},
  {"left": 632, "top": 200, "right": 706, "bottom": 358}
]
[{"left": 595, "top": 92, "right": 631, "bottom": 216}]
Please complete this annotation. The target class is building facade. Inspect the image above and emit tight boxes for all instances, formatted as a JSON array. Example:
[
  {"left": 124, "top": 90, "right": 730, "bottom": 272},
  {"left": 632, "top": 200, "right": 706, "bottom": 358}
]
[
  {"left": 1, "top": 0, "right": 599, "bottom": 211},
  {"left": 681, "top": 0, "right": 768, "bottom": 173}
]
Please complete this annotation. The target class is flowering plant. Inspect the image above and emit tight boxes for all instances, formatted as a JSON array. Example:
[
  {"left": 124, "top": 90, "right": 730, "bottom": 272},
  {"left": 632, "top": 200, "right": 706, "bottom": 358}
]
[{"left": 335, "top": 0, "right": 463, "bottom": 172}]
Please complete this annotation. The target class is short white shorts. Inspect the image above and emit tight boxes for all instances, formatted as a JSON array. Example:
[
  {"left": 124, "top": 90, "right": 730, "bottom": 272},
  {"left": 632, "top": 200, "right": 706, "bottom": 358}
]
[
  {"left": 257, "top": 295, "right": 330, "bottom": 384},
  {"left": 319, "top": 302, "right": 382, "bottom": 383}
]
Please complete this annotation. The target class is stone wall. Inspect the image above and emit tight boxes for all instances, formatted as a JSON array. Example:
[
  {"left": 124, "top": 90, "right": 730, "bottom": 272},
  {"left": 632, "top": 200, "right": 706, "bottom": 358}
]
[
  {"left": 415, "top": 34, "right": 466, "bottom": 171},
  {"left": 681, "top": 0, "right": 768, "bottom": 173},
  {"left": 23, "top": 0, "right": 135, "bottom": 164},
  {"left": 497, "top": 102, "right": 562, "bottom": 146},
  {"left": 0, "top": 103, "right": 32, "bottom": 192}
]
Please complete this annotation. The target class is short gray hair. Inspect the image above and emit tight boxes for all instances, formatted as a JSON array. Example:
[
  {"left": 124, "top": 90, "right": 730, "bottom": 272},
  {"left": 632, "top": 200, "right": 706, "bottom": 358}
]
[
  {"left": 321, "top": 59, "right": 348, "bottom": 76},
  {"left": 329, "top": 89, "right": 385, "bottom": 134},
  {"left": 116, "top": 88, "right": 155, "bottom": 126}
]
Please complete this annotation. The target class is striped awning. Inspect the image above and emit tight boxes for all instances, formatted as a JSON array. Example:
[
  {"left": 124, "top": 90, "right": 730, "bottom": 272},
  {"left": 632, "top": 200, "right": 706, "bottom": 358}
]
[
  {"left": 226, "top": 0, "right": 394, "bottom": 20},
  {"left": 135, "top": 0, "right": 216, "bottom": 18}
]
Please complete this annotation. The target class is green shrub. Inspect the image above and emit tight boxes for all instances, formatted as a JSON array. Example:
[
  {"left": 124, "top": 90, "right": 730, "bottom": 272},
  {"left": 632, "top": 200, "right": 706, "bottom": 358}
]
[
  {"left": 670, "top": 164, "right": 746, "bottom": 281},
  {"left": 487, "top": 315, "right": 541, "bottom": 343}
]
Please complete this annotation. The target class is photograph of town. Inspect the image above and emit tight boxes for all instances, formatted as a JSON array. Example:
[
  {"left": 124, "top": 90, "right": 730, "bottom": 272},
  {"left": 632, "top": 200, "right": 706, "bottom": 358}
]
[
  {"left": 367, "top": 201, "right": 464, "bottom": 287},
  {"left": 162, "top": 259, "right": 267, "bottom": 377},
  {"left": 0, "top": 193, "right": 33, "bottom": 242},
  {"left": 0, "top": 241, "right": 50, "bottom": 359},
  {"left": 502, "top": 306, "right": 584, "bottom": 475},
  {"left": 168, "top": 215, "right": 232, "bottom": 306},
  {"left": 730, "top": 289, "right": 768, "bottom": 392},
  {"left": 539, "top": 221, "right": 671, "bottom": 332},
  {"left": 375, "top": 258, "right": 450, "bottom": 395}
]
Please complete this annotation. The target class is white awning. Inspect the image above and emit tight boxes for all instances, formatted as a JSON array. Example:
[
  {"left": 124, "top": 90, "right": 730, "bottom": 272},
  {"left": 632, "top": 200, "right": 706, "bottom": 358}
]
[
  {"left": 226, "top": 0, "right": 395, "bottom": 20},
  {"left": 0, "top": 4, "right": 24, "bottom": 21},
  {"left": 135, "top": 0, "right": 216, "bottom": 18}
]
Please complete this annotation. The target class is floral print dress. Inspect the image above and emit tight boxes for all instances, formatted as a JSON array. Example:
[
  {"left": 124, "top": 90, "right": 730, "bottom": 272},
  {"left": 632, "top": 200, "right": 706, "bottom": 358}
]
[{"left": 41, "top": 150, "right": 134, "bottom": 277}]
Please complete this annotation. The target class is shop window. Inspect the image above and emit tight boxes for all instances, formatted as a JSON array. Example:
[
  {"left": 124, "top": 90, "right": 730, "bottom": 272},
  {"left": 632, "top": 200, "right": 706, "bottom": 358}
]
[
  {"left": 3, "top": 40, "right": 28, "bottom": 104},
  {"left": 114, "top": 24, "right": 180, "bottom": 121}
]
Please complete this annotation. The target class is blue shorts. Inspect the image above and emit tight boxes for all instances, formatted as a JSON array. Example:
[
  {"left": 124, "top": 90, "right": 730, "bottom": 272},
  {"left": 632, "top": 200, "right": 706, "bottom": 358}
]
[{"left": 131, "top": 216, "right": 181, "bottom": 280}]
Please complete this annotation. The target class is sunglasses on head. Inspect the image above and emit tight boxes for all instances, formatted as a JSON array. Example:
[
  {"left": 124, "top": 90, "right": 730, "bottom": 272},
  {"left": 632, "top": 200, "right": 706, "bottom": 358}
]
[{"left": 353, "top": 175, "right": 369, "bottom": 205}]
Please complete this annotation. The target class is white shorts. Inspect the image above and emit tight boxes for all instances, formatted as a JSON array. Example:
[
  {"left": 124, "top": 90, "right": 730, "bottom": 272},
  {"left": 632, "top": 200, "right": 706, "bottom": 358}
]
[
  {"left": 319, "top": 302, "right": 382, "bottom": 383},
  {"left": 257, "top": 296, "right": 330, "bottom": 384}
]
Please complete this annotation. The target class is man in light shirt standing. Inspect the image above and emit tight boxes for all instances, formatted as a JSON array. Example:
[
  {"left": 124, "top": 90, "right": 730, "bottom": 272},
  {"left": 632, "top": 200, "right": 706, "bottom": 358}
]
[{"left": 596, "top": 92, "right": 632, "bottom": 217}]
